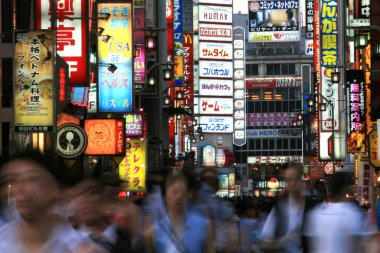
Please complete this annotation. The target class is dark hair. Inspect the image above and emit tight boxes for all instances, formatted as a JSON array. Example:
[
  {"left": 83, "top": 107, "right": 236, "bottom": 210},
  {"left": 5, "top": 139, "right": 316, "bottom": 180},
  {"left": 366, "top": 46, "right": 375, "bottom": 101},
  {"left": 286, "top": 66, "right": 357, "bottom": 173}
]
[
  {"left": 286, "top": 162, "right": 303, "bottom": 178},
  {"left": 200, "top": 168, "right": 219, "bottom": 191},
  {"left": 327, "top": 172, "right": 354, "bottom": 198},
  {"left": 6, "top": 150, "right": 68, "bottom": 185},
  {"left": 162, "top": 170, "right": 191, "bottom": 196}
]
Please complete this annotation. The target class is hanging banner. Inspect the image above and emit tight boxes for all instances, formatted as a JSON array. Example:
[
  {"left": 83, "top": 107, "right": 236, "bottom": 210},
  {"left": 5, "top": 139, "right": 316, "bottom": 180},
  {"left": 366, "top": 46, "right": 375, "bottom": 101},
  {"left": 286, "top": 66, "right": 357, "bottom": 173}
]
[
  {"left": 119, "top": 140, "right": 147, "bottom": 191},
  {"left": 14, "top": 31, "right": 54, "bottom": 132},
  {"left": 346, "top": 70, "right": 366, "bottom": 153},
  {"left": 98, "top": 3, "right": 133, "bottom": 112},
  {"left": 36, "top": 0, "right": 88, "bottom": 85}
]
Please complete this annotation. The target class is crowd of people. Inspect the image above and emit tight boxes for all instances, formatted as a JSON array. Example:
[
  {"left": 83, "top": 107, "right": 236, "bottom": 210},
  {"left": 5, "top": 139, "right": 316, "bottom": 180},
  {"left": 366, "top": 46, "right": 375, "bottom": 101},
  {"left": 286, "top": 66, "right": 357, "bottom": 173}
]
[{"left": 0, "top": 151, "right": 379, "bottom": 252}]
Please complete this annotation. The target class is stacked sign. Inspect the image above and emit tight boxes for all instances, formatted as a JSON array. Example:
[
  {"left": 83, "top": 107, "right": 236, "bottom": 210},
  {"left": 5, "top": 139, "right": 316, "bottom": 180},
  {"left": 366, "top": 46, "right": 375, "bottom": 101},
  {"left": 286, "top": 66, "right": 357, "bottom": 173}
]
[
  {"left": 248, "top": 0, "right": 300, "bottom": 42},
  {"left": 233, "top": 27, "right": 246, "bottom": 146},
  {"left": 197, "top": 0, "right": 234, "bottom": 134}
]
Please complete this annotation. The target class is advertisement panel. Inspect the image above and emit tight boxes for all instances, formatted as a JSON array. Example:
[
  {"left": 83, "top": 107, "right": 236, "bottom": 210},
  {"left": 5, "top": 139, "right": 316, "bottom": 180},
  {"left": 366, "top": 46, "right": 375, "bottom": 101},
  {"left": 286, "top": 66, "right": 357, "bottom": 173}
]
[
  {"left": 202, "top": 145, "right": 216, "bottom": 167},
  {"left": 36, "top": 0, "right": 88, "bottom": 85},
  {"left": 305, "top": 0, "right": 314, "bottom": 39},
  {"left": 195, "top": 97, "right": 233, "bottom": 115},
  {"left": 199, "top": 0, "right": 232, "bottom": 4},
  {"left": 246, "top": 77, "right": 302, "bottom": 89},
  {"left": 348, "top": 0, "right": 370, "bottom": 27},
  {"left": 248, "top": 156, "right": 302, "bottom": 164},
  {"left": 305, "top": 39, "right": 314, "bottom": 55},
  {"left": 134, "top": 8, "right": 145, "bottom": 85},
  {"left": 119, "top": 140, "right": 147, "bottom": 191},
  {"left": 98, "top": 3, "right": 133, "bottom": 112},
  {"left": 199, "top": 116, "right": 233, "bottom": 133},
  {"left": 346, "top": 70, "right": 365, "bottom": 153},
  {"left": 14, "top": 31, "right": 54, "bottom": 132},
  {"left": 199, "top": 23, "right": 233, "bottom": 41},
  {"left": 246, "top": 129, "right": 302, "bottom": 138},
  {"left": 174, "top": 0, "right": 184, "bottom": 86},
  {"left": 87, "top": 83, "right": 97, "bottom": 113},
  {"left": 199, "top": 79, "right": 233, "bottom": 96},
  {"left": 320, "top": 69, "right": 340, "bottom": 131},
  {"left": 320, "top": 0, "right": 338, "bottom": 68},
  {"left": 125, "top": 113, "right": 144, "bottom": 138},
  {"left": 84, "top": 119, "right": 125, "bottom": 155},
  {"left": 247, "top": 112, "right": 297, "bottom": 126},
  {"left": 183, "top": 33, "right": 194, "bottom": 107},
  {"left": 199, "top": 61, "right": 233, "bottom": 78},
  {"left": 199, "top": 42, "right": 233, "bottom": 60},
  {"left": 56, "top": 124, "right": 87, "bottom": 159},
  {"left": 199, "top": 5, "right": 233, "bottom": 24},
  {"left": 248, "top": 0, "right": 300, "bottom": 42},
  {"left": 369, "top": 130, "right": 380, "bottom": 168}
]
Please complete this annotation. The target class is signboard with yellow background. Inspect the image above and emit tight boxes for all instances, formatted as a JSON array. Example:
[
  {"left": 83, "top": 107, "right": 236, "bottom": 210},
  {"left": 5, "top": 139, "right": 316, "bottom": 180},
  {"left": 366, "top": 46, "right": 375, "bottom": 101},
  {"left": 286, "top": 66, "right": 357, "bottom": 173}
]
[
  {"left": 119, "top": 140, "right": 147, "bottom": 191},
  {"left": 14, "top": 31, "right": 54, "bottom": 132}
]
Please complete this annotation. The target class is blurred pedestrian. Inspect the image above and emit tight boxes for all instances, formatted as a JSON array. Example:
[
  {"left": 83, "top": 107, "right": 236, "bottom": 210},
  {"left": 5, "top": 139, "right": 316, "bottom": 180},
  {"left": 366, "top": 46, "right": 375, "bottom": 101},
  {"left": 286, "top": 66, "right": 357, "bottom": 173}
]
[
  {"left": 304, "top": 172, "right": 377, "bottom": 253},
  {"left": 0, "top": 151, "right": 104, "bottom": 252},
  {"left": 144, "top": 170, "right": 214, "bottom": 253},
  {"left": 259, "top": 162, "right": 317, "bottom": 253}
]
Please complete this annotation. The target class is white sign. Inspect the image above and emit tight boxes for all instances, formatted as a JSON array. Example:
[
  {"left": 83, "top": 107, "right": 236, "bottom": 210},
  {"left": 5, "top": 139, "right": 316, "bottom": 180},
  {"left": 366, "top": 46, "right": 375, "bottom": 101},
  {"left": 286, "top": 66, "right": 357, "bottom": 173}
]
[
  {"left": 248, "top": 31, "right": 300, "bottom": 42},
  {"left": 199, "top": 79, "right": 233, "bottom": 96},
  {"left": 195, "top": 97, "right": 233, "bottom": 115},
  {"left": 199, "top": 116, "right": 234, "bottom": 133},
  {"left": 305, "top": 39, "right": 314, "bottom": 55},
  {"left": 234, "top": 80, "right": 244, "bottom": 89},
  {"left": 199, "top": 23, "right": 233, "bottom": 41},
  {"left": 234, "top": 120, "right": 245, "bottom": 129},
  {"left": 320, "top": 68, "right": 340, "bottom": 132},
  {"left": 234, "top": 90, "right": 245, "bottom": 99},
  {"left": 199, "top": 42, "right": 233, "bottom": 60},
  {"left": 234, "top": 130, "right": 245, "bottom": 139},
  {"left": 234, "top": 100, "right": 244, "bottom": 109},
  {"left": 87, "top": 83, "right": 97, "bottom": 113},
  {"left": 199, "top": 61, "right": 233, "bottom": 78},
  {"left": 246, "top": 129, "right": 279, "bottom": 138},
  {"left": 199, "top": 5, "right": 233, "bottom": 24},
  {"left": 248, "top": 156, "right": 303, "bottom": 164},
  {"left": 199, "top": 0, "right": 233, "bottom": 4}
]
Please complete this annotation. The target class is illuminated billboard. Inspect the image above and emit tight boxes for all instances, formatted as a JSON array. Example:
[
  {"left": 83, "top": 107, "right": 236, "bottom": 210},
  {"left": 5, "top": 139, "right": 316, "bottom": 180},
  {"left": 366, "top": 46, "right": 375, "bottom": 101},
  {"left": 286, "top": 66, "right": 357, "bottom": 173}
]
[
  {"left": 119, "top": 140, "right": 147, "bottom": 191},
  {"left": 199, "top": 5, "right": 233, "bottom": 24},
  {"left": 98, "top": 3, "right": 133, "bottom": 112},
  {"left": 198, "top": 116, "right": 234, "bottom": 133},
  {"left": 125, "top": 113, "right": 144, "bottom": 138},
  {"left": 199, "top": 42, "right": 233, "bottom": 60},
  {"left": 199, "top": 61, "right": 233, "bottom": 78},
  {"left": 14, "top": 31, "right": 54, "bottom": 132},
  {"left": 36, "top": 0, "right": 88, "bottom": 85},
  {"left": 199, "top": 79, "right": 233, "bottom": 96},
  {"left": 195, "top": 97, "right": 234, "bottom": 115},
  {"left": 248, "top": 0, "right": 300, "bottom": 42},
  {"left": 84, "top": 119, "right": 125, "bottom": 155}
]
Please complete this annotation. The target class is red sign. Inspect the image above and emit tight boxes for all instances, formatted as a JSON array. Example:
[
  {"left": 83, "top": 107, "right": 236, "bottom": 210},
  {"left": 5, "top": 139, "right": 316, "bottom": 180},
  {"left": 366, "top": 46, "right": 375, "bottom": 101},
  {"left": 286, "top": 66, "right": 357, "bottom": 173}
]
[
  {"left": 84, "top": 119, "right": 125, "bottom": 155},
  {"left": 36, "top": 0, "right": 88, "bottom": 85},
  {"left": 246, "top": 77, "right": 302, "bottom": 89}
]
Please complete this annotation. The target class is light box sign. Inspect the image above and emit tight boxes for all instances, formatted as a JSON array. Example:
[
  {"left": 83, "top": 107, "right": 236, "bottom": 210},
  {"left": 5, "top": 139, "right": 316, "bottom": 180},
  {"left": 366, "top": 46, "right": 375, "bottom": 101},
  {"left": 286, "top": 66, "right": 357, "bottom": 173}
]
[
  {"left": 174, "top": 0, "right": 184, "bottom": 86},
  {"left": 320, "top": 0, "right": 338, "bottom": 68},
  {"left": 202, "top": 145, "right": 216, "bottom": 167},
  {"left": 305, "top": 0, "right": 314, "bottom": 39},
  {"left": 199, "top": 0, "right": 232, "bottom": 4},
  {"left": 36, "top": 0, "right": 88, "bottom": 85},
  {"left": 125, "top": 113, "right": 144, "bottom": 138},
  {"left": 183, "top": 33, "right": 194, "bottom": 107},
  {"left": 195, "top": 97, "right": 233, "bottom": 115},
  {"left": 134, "top": 7, "right": 145, "bottom": 85},
  {"left": 199, "top": 42, "right": 233, "bottom": 60},
  {"left": 84, "top": 119, "right": 125, "bottom": 155},
  {"left": 248, "top": 0, "right": 300, "bottom": 42},
  {"left": 88, "top": 83, "right": 97, "bottom": 113},
  {"left": 119, "top": 139, "right": 146, "bottom": 191},
  {"left": 320, "top": 69, "right": 340, "bottom": 132},
  {"left": 248, "top": 156, "right": 302, "bottom": 164},
  {"left": 199, "top": 5, "right": 233, "bottom": 24},
  {"left": 199, "top": 61, "right": 233, "bottom": 78},
  {"left": 247, "top": 113, "right": 297, "bottom": 126},
  {"left": 14, "top": 31, "right": 54, "bottom": 132},
  {"left": 246, "top": 77, "right": 302, "bottom": 89},
  {"left": 346, "top": 70, "right": 366, "bottom": 153},
  {"left": 199, "top": 23, "right": 233, "bottom": 42},
  {"left": 199, "top": 116, "right": 233, "bottom": 133},
  {"left": 199, "top": 79, "right": 233, "bottom": 96},
  {"left": 348, "top": 0, "right": 370, "bottom": 27},
  {"left": 98, "top": 3, "right": 133, "bottom": 112}
]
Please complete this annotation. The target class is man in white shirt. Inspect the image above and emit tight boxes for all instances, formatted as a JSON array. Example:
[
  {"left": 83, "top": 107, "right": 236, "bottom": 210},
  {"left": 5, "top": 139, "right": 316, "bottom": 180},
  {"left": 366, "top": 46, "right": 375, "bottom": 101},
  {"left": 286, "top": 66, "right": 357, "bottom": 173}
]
[{"left": 304, "top": 172, "right": 376, "bottom": 253}]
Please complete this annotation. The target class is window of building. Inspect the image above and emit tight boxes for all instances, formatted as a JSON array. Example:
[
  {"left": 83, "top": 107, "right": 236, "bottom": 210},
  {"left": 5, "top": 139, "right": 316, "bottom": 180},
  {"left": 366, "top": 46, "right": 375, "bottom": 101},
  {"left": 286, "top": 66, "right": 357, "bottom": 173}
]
[
  {"left": 266, "top": 63, "right": 296, "bottom": 75},
  {"left": 246, "top": 64, "right": 259, "bottom": 76}
]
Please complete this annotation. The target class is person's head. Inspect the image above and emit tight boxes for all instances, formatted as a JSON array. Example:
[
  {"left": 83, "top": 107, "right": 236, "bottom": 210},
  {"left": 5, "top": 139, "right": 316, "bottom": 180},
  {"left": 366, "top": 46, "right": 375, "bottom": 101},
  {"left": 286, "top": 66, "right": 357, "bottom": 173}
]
[
  {"left": 1, "top": 151, "right": 63, "bottom": 221},
  {"left": 164, "top": 171, "right": 190, "bottom": 213},
  {"left": 327, "top": 172, "right": 354, "bottom": 201},
  {"left": 200, "top": 168, "right": 219, "bottom": 193},
  {"left": 286, "top": 9, "right": 294, "bottom": 19},
  {"left": 283, "top": 162, "right": 303, "bottom": 194}
]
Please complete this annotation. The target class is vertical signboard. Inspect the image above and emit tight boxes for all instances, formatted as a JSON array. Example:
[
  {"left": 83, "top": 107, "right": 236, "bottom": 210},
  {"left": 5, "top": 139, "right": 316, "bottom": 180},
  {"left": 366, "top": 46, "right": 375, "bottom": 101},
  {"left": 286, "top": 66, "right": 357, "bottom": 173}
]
[
  {"left": 119, "top": 139, "right": 147, "bottom": 191},
  {"left": 346, "top": 70, "right": 365, "bottom": 153},
  {"left": 14, "top": 31, "right": 54, "bottom": 132},
  {"left": 174, "top": 0, "right": 184, "bottom": 86},
  {"left": 305, "top": 0, "right": 314, "bottom": 39},
  {"left": 348, "top": 0, "right": 370, "bottom": 27},
  {"left": 248, "top": 0, "right": 300, "bottom": 42},
  {"left": 36, "top": 0, "right": 88, "bottom": 85},
  {"left": 233, "top": 27, "right": 246, "bottom": 146},
  {"left": 125, "top": 113, "right": 144, "bottom": 138},
  {"left": 98, "top": 3, "right": 133, "bottom": 113},
  {"left": 134, "top": 7, "right": 145, "bottom": 87}
]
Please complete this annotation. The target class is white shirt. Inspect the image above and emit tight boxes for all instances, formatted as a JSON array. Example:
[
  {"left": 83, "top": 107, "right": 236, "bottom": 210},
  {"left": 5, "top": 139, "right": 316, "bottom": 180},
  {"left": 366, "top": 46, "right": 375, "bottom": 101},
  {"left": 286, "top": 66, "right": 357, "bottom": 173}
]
[{"left": 304, "top": 202, "right": 373, "bottom": 253}]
